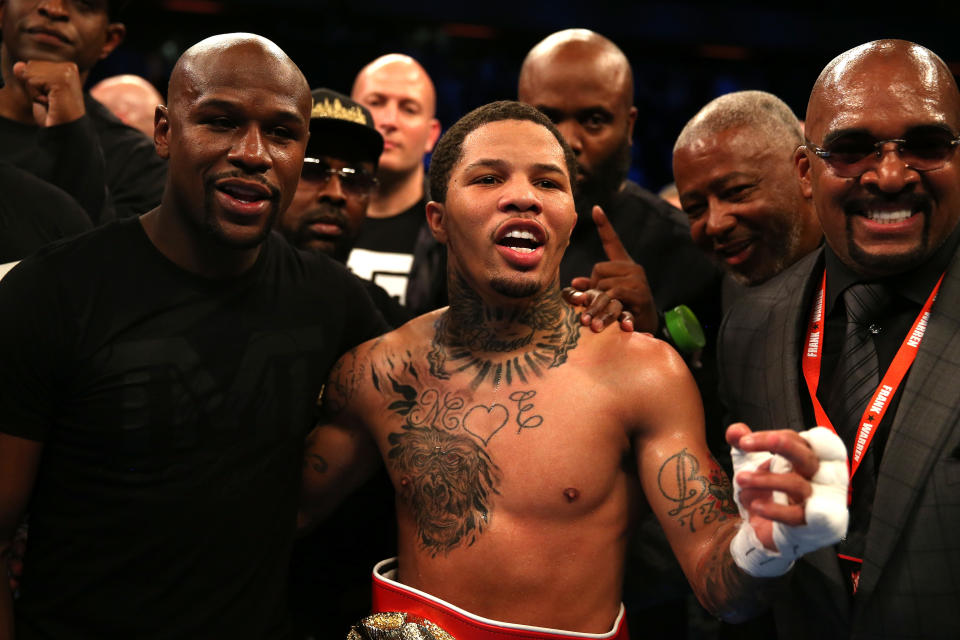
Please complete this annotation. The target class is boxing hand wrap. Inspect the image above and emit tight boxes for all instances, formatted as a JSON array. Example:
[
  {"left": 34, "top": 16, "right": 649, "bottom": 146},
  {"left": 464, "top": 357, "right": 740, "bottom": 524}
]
[{"left": 729, "top": 426, "right": 849, "bottom": 578}]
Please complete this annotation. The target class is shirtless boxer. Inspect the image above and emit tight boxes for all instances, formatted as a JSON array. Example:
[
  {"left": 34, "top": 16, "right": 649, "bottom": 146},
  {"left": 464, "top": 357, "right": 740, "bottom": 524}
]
[{"left": 300, "top": 101, "right": 849, "bottom": 639}]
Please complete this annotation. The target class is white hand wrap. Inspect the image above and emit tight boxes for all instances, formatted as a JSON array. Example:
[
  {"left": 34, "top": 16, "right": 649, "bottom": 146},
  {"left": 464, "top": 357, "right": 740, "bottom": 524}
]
[{"left": 729, "top": 426, "right": 849, "bottom": 578}]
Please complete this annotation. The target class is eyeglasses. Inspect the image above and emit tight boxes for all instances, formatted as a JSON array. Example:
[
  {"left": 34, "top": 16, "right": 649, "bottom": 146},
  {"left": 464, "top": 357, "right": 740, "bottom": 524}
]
[
  {"left": 805, "top": 129, "right": 960, "bottom": 178},
  {"left": 302, "top": 158, "right": 378, "bottom": 196}
]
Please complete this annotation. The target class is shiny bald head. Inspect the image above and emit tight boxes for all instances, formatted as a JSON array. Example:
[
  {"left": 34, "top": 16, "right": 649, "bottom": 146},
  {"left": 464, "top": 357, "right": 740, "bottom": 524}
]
[
  {"left": 517, "top": 29, "right": 636, "bottom": 212},
  {"left": 168, "top": 33, "right": 309, "bottom": 115},
  {"left": 806, "top": 39, "right": 960, "bottom": 137},
  {"left": 519, "top": 29, "right": 633, "bottom": 110},
  {"left": 801, "top": 39, "right": 960, "bottom": 277}
]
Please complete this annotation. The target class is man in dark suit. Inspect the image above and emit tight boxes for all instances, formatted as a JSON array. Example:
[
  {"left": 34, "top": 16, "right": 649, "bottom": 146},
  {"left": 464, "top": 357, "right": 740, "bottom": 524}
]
[{"left": 719, "top": 39, "right": 960, "bottom": 638}]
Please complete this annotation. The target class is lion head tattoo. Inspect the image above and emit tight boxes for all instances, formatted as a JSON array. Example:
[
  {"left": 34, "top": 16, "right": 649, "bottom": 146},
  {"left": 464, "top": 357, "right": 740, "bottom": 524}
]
[{"left": 388, "top": 426, "right": 501, "bottom": 556}]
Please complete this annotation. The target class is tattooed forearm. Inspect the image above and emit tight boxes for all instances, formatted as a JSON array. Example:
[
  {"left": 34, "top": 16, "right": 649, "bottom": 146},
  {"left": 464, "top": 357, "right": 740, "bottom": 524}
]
[
  {"left": 658, "top": 449, "right": 738, "bottom": 532},
  {"left": 696, "top": 526, "right": 782, "bottom": 622}
]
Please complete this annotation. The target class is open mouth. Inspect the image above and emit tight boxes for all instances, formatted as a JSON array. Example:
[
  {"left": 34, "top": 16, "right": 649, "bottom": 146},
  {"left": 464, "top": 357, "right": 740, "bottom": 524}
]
[
  {"left": 847, "top": 196, "right": 929, "bottom": 227},
  {"left": 216, "top": 180, "right": 271, "bottom": 202},
  {"left": 496, "top": 228, "right": 543, "bottom": 254},
  {"left": 214, "top": 178, "right": 274, "bottom": 216},
  {"left": 862, "top": 208, "right": 915, "bottom": 224}
]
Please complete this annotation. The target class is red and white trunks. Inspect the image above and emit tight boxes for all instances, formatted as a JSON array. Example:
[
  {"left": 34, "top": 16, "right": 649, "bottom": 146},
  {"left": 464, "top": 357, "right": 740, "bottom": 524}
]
[{"left": 367, "top": 557, "right": 630, "bottom": 640}]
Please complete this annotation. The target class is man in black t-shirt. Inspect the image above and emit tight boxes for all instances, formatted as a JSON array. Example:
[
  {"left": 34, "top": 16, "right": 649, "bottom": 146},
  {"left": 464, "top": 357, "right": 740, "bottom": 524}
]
[
  {"left": 0, "top": 33, "right": 386, "bottom": 639},
  {"left": 349, "top": 54, "right": 441, "bottom": 309},
  {"left": 0, "top": 0, "right": 166, "bottom": 223}
]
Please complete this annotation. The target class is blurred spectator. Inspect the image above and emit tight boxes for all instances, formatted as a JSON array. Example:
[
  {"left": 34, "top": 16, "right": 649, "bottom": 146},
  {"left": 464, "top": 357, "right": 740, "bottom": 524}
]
[
  {"left": 89, "top": 73, "right": 163, "bottom": 138},
  {"left": 0, "top": 0, "right": 166, "bottom": 222}
]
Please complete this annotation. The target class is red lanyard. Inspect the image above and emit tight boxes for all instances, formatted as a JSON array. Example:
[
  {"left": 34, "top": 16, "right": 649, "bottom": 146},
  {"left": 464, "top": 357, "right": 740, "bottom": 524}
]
[{"left": 801, "top": 270, "right": 944, "bottom": 500}]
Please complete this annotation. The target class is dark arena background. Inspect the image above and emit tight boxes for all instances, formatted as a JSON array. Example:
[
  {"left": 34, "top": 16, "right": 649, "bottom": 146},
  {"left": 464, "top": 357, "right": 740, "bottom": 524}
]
[{"left": 99, "top": 0, "right": 960, "bottom": 196}]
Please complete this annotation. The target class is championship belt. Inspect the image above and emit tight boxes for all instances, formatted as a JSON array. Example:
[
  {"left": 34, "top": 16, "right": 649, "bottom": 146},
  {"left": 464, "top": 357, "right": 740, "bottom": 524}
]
[{"left": 347, "top": 612, "right": 456, "bottom": 640}]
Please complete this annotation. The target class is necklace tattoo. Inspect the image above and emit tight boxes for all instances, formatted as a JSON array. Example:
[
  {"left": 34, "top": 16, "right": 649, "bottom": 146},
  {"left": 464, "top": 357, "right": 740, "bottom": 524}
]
[{"left": 428, "top": 274, "right": 581, "bottom": 390}]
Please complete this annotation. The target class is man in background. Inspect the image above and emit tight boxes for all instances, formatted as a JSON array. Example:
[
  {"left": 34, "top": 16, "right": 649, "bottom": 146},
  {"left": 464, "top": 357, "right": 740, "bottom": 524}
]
[
  {"left": 89, "top": 73, "right": 163, "bottom": 137},
  {"left": 0, "top": 0, "right": 166, "bottom": 222},
  {"left": 673, "top": 90, "right": 822, "bottom": 308},
  {"left": 349, "top": 53, "right": 441, "bottom": 310}
]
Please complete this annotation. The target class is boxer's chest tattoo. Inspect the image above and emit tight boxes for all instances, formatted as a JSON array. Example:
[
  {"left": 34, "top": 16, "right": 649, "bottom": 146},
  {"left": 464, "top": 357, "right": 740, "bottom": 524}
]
[
  {"left": 657, "top": 448, "right": 738, "bottom": 533},
  {"left": 371, "top": 357, "right": 546, "bottom": 556}
]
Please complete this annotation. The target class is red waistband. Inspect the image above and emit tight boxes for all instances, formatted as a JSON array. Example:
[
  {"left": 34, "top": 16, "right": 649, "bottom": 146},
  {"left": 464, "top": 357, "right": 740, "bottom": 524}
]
[{"left": 370, "top": 558, "right": 630, "bottom": 640}]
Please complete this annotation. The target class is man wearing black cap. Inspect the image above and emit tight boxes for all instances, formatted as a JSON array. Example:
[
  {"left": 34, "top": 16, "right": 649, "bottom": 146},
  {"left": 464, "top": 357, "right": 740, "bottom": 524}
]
[
  {"left": 0, "top": 0, "right": 166, "bottom": 222},
  {"left": 279, "top": 88, "right": 411, "bottom": 327}
]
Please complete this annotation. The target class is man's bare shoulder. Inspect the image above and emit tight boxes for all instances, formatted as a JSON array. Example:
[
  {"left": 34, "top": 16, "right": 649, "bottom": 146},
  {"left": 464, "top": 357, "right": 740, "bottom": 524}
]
[
  {"left": 575, "top": 328, "right": 701, "bottom": 436},
  {"left": 323, "top": 310, "right": 442, "bottom": 418}
]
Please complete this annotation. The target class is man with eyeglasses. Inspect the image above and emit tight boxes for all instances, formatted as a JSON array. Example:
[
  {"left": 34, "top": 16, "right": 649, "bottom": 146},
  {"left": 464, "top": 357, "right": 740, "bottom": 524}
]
[
  {"left": 718, "top": 39, "right": 960, "bottom": 638},
  {"left": 278, "top": 88, "right": 411, "bottom": 328}
]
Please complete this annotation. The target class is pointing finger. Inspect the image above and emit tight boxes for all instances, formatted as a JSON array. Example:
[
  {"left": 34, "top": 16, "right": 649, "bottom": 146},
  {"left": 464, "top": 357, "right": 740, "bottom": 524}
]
[{"left": 593, "top": 206, "right": 631, "bottom": 262}]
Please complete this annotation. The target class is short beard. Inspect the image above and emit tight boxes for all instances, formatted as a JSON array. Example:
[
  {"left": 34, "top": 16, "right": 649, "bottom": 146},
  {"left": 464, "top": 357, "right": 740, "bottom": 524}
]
[
  {"left": 490, "top": 276, "right": 541, "bottom": 298},
  {"left": 847, "top": 216, "right": 930, "bottom": 275},
  {"left": 730, "top": 214, "right": 804, "bottom": 286},
  {"left": 574, "top": 137, "right": 631, "bottom": 219}
]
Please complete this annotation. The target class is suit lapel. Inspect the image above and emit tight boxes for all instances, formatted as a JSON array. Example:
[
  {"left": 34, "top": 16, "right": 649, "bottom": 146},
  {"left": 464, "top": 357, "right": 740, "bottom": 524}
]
[
  {"left": 766, "top": 250, "right": 823, "bottom": 432},
  {"left": 858, "top": 249, "right": 960, "bottom": 597}
]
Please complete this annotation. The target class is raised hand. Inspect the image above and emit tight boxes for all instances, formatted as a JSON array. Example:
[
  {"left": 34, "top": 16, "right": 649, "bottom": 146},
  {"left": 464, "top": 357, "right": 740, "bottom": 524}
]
[
  {"left": 561, "top": 206, "right": 657, "bottom": 333},
  {"left": 13, "top": 60, "right": 86, "bottom": 127},
  {"left": 725, "top": 422, "right": 849, "bottom": 577}
]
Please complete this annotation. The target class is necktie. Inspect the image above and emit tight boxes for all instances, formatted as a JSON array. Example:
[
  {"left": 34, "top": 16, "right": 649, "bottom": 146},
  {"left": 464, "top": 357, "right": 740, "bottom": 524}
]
[{"left": 832, "top": 282, "right": 892, "bottom": 438}]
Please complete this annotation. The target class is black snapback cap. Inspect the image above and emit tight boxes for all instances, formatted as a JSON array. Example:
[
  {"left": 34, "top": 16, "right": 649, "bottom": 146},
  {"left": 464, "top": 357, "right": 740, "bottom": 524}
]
[{"left": 307, "top": 88, "right": 384, "bottom": 166}]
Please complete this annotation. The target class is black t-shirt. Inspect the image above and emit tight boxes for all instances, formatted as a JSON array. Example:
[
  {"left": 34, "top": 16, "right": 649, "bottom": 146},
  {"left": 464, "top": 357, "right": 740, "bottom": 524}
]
[
  {"left": 0, "top": 218, "right": 387, "bottom": 639},
  {"left": 0, "top": 95, "right": 167, "bottom": 224},
  {"left": 0, "top": 163, "right": 91, "bottom": 263},
  {"left": 347, "top": 195, "right": 427, "bottom": 306}
]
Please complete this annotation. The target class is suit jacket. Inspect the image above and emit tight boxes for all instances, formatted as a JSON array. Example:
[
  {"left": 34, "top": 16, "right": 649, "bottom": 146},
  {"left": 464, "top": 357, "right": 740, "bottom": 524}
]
[{"left": 718, "top": 246, "right": 960, "bottom": 639}]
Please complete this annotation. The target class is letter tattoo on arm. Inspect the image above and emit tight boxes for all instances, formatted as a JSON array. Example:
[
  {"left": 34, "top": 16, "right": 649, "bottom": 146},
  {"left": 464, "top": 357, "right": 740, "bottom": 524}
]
[{"left": 658, "top": 448, "right": 738, "bottom": 532}]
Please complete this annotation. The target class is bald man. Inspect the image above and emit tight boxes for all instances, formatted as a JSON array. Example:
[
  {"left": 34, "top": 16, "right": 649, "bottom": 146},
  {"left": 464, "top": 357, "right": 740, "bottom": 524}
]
[
  {"left": 349, "top": 54, "right": 442, "bottom": 310},
  {"left": 674, "top": 91, "right": 822, "bottom": 303},
  {"left": 90, "top": 73, "right": 164, "bottom": 137},
  {"left": 720, "top": 40, "right": 960, "bottom": 638},
  {"left": 0, "top": 33, "right": 386, "bottom": 638},
  {"left": 519, "top": 29, "right": 721, "bottom": 346}
]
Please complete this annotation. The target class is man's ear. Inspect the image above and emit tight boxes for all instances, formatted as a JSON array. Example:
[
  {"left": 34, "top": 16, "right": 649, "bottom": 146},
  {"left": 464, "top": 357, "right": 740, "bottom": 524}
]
[
  {"left": 154, "top": 105, "right": 170, "bottom": 159},
  {"left": 424, "top": 119, "right": 441, "bottom": 154},
  {"left": 99, "top": 22, "right": 126, "bottom": 61},
  {"left": 425, "top": 200, "right": 447, "bottom": 243},
  {"left": 626, "top": 105, "right": 637, "bottom": 146},
  {"left": 795, "top": 145, "right": 813, "bottom": 198}
]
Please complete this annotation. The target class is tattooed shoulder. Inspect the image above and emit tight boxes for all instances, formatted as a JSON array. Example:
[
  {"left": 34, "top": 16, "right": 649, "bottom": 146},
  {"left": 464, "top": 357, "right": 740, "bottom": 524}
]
[{"left": 321, "top": 345, "right": 370, "bottom": 419}]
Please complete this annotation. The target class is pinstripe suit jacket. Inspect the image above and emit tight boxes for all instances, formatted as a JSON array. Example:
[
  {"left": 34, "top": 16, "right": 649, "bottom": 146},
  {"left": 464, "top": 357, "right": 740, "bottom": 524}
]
[{"left": 718, "top": 246, "right": 960, "bottom": 639}]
